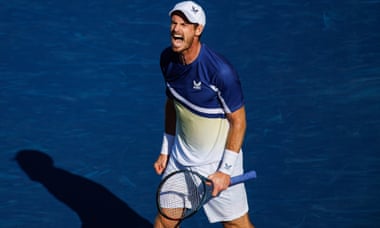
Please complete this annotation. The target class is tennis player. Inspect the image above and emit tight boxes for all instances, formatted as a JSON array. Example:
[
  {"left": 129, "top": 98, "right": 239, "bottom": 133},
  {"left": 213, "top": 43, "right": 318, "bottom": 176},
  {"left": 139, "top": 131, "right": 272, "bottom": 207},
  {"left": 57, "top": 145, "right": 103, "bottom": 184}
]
[{"left": 153, "top": 1, "right": 254, "bottom": 227}]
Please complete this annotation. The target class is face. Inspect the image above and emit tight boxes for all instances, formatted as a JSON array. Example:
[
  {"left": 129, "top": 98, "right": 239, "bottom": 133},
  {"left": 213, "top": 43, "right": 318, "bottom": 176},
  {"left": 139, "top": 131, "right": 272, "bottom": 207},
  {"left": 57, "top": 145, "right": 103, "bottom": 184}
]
[{"left": 170, "top": 14, "right": 203, "bottom": 53}]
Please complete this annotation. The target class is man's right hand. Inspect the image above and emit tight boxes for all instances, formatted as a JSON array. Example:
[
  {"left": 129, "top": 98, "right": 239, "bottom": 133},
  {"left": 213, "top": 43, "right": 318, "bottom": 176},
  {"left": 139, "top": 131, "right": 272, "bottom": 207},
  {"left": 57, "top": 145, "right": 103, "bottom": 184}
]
[{"left": 153, "top": 154, "right": 168, "bottom": 175}]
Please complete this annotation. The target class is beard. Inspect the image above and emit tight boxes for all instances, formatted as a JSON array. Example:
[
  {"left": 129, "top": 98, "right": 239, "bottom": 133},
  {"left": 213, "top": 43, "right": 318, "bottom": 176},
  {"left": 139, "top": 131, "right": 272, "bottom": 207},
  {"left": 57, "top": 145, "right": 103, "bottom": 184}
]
[{"left": 171, "top": 33, "right": 195, "bottom": 54}]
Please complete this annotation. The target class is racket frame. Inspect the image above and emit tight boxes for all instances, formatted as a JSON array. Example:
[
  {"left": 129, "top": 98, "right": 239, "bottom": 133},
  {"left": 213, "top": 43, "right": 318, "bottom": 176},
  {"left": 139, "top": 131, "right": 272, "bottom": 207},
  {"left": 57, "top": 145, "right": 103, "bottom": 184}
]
[
  {"left": 156, "top": 170, "right": 212, "bottom": 220},
  {"left": 156, "top": 169, "right": 257, "bottom": 221}
]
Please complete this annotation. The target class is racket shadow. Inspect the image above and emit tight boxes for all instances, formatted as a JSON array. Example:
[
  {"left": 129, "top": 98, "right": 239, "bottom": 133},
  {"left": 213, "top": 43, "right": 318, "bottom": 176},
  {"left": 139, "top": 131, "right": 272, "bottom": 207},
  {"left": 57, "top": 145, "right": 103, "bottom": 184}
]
[{"left": 15, "top": 149, "right": 152, "bottom": 228}]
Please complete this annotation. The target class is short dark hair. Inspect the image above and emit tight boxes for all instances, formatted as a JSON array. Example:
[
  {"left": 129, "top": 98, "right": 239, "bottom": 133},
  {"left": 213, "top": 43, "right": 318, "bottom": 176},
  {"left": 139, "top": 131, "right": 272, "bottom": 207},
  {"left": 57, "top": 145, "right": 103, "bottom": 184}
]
[{"left": 171, "top": 10, "right": 198, "bottom": 27}]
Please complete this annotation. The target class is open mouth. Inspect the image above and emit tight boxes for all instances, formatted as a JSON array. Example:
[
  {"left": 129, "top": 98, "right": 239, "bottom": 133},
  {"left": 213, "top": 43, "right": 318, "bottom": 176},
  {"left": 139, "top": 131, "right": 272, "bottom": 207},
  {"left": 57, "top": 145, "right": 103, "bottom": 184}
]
[
  {"left": 171, "top": 34, "right": 184, "bottom": 48},
  {"left": 172, "top": 34, "right": 184, "bottom": 41}
]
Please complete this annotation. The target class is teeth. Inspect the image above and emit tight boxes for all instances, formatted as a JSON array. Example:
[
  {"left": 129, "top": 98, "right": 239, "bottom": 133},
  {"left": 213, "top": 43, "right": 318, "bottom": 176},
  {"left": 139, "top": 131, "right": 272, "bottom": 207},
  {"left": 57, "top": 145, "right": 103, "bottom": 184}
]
[{"left": 173, "top": 34, "right": 183, "bottom": 40}]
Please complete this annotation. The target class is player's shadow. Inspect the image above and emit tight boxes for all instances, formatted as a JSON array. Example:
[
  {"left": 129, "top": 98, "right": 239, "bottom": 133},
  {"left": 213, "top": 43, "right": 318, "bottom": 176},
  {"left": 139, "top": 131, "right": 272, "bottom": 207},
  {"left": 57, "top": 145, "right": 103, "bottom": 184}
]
[{"left": 15, "top": 149, "right": 152, "bottom": 228}]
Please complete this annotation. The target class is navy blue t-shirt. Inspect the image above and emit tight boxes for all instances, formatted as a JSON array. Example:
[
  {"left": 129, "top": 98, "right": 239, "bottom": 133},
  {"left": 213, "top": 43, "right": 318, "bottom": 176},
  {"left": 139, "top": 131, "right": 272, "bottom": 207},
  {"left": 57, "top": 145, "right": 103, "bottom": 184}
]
[{"left": 160, "top": 44, "right": 244, "bottom": 119}]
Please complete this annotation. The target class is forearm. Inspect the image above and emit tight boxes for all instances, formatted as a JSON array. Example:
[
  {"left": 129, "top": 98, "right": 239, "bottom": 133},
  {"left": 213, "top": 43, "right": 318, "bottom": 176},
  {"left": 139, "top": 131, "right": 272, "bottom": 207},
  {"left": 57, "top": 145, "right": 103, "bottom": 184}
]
[
  {"left": 225, "top": 106, "right": 246, "bottom": 153},
  {"left": 218, "top": 106, "right": 246, "bottom": 176},
  {"left": 155, "top": 98, "right": 177, "bottom": 174},
  {"left": 160, "top": 98, "right": 176, "bottom": 156},
  {"left": 164, "top": 98, "right": 176, "bottom": 135}
]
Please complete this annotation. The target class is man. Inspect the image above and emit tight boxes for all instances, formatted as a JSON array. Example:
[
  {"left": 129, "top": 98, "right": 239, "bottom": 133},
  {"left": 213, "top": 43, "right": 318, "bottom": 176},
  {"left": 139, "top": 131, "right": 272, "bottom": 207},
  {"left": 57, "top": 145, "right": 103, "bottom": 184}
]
[{"left": 153, "top": 1, "right": 254, "bottom": 228}]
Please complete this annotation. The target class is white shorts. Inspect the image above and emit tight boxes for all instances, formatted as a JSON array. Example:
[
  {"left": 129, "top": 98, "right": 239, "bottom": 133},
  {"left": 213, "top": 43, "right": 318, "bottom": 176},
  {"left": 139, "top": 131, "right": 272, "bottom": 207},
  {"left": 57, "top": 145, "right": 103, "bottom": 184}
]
[{"left": 162, "top": 151, "right": 249, "bottom": 223}]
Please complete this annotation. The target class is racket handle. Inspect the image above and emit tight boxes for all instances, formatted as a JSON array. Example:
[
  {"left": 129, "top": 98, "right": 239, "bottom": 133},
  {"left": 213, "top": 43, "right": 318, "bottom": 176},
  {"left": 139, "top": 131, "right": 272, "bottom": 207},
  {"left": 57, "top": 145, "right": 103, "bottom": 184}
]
[{"left": 230, "top": 170, "right": 257, "bottom": 186}]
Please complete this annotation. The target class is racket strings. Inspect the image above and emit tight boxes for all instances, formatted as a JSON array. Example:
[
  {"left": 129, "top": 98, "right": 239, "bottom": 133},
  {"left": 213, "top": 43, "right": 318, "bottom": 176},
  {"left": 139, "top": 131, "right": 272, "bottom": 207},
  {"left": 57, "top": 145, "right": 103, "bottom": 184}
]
[{"left": 157, "top": 171, "right": 207, "bottom": 220}]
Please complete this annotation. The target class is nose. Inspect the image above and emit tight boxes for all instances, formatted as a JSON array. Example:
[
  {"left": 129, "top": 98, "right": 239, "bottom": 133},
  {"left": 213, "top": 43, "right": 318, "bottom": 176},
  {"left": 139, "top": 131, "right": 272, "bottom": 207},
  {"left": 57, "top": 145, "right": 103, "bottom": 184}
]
[{"left": 171, "top": 24, "right": 180, "bottom": 33}]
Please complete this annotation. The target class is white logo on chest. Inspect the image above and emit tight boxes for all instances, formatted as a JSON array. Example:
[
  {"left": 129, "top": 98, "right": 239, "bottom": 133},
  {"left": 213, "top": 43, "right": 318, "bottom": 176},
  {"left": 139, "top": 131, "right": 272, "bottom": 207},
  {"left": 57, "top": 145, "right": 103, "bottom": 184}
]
[{"left": 193, "top": 80, "right": 202, "bottom": 90}]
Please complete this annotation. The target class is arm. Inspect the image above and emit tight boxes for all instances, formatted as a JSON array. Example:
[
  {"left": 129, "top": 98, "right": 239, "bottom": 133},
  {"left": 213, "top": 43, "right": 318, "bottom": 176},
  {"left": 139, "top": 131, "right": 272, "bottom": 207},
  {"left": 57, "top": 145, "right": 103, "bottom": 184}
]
[
  {"left": 153, "top": 98, "right": 176, "bottom": 175},
  {"left": 164, "top": 98, "right": 176, "bottom": 136},
  {"left": 208, "top": 106, "right": 246, "bottom": 196},
  {"left": 225, "top": 105, "right": 246, "bottom": 152}
]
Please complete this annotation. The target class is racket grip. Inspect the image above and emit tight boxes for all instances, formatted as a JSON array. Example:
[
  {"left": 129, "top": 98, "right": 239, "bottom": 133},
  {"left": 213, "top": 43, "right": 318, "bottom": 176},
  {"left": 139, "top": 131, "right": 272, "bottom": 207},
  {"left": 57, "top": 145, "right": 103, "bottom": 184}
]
[{"left": 230, "top": 170, "right": 257, "bottom": 186}]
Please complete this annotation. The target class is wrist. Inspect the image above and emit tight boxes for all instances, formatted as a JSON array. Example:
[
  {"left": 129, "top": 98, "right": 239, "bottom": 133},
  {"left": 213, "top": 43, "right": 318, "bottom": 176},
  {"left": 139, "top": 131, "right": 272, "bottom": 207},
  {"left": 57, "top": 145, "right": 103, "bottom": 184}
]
[
  {"left": 160, "top": 133, "right": 174, "bottom": 155},
  {"left": 218, "top": 149, "right": 239, "bottom": 176}
]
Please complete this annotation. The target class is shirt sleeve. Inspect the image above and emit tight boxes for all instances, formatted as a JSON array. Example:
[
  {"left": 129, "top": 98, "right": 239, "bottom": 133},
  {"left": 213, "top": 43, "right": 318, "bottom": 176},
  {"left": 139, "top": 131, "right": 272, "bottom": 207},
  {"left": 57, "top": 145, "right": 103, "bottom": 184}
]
[{"left": 215, "top": 63, "right": 245, "bottom": 113}]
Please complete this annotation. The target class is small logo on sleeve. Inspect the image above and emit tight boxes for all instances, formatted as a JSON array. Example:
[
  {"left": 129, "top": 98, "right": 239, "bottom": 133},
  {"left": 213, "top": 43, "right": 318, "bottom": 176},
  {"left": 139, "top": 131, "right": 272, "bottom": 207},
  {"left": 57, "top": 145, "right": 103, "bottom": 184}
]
[{"left": 223, "top": 163, "right": 232, "bottom": 170}]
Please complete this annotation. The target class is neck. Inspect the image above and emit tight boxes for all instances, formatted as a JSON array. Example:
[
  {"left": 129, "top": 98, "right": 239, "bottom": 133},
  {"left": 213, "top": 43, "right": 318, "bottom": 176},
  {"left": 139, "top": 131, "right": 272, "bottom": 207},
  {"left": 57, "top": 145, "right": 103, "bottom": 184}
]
[{"left": 180, "top": 41, "right": 201, "bottom": 65}]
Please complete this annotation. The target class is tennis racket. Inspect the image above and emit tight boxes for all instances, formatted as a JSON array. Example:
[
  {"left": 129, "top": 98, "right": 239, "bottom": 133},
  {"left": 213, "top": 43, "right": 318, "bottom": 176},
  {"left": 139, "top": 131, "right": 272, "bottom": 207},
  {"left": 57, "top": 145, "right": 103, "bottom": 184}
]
[{"left": 156, "top": 170, "right": 256, "bottom": 221}]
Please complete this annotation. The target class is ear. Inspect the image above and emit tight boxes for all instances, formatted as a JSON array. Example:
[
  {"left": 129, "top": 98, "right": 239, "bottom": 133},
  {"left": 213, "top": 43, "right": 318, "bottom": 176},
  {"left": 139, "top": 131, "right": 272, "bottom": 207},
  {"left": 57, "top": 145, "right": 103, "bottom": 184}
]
[{"left": 195, "top": 25, "right": 204, "bottom": 36}]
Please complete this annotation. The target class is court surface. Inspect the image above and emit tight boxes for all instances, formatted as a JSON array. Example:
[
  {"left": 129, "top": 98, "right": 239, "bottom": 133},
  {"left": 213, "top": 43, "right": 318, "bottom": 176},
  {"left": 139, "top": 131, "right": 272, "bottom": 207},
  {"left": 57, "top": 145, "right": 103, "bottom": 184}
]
[{"left": 1, "top": 1, "right": 379, "bottom": 227}]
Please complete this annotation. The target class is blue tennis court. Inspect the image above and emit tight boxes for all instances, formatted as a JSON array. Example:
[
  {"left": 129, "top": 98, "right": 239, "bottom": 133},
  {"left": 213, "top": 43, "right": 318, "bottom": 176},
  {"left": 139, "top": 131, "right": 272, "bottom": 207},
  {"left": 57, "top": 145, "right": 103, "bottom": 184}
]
[{"left": 1, "top": 1, "right": 379, "bottom": 227}]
